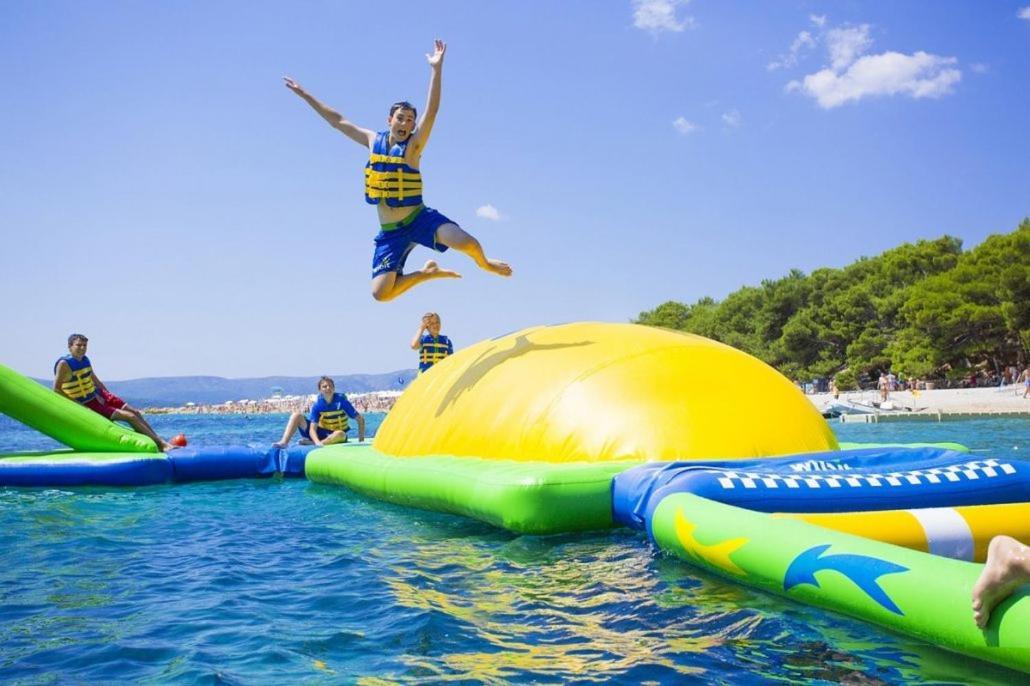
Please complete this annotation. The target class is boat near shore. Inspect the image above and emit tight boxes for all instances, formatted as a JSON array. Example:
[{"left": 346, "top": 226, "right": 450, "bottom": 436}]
[{"left": 820, "top": 395, "right": 926, "bottom": 418}]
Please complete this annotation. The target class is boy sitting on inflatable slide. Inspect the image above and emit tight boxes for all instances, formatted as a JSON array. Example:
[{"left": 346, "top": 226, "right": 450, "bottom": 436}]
[
  {"left": 273, "top": 376, "right": 366, "bottom": 448},
  {"left": 284, "top": 39, "right": 511, "bottom": 301},
  {"left": 53, "top": 334, "right": 177, "bottom": 452}
]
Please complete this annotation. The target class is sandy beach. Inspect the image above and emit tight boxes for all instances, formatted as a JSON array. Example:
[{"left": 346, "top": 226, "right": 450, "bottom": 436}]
[{"left": 806, "top": 385, "right": 1030, "bottom": 416}]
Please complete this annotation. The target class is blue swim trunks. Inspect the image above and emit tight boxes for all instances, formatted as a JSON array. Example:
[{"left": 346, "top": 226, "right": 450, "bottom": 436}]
[
  {"left": 296, "top": 418, "right": 333, "bottom": 442},
  {"left": 372, "top": 205, "right": 452, "bottom": 277}
]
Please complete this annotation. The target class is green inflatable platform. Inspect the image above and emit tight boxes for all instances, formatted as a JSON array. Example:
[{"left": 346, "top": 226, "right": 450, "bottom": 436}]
[{"left": 305, "top": 443, "right": 641, "bottom": 535}]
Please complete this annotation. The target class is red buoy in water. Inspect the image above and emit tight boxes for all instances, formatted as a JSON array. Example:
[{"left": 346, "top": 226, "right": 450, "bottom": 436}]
[{"left": 170, "top": 433, "right": 188, "bottom": 447}]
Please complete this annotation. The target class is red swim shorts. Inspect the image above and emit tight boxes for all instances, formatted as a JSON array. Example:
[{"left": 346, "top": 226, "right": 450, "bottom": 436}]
[{"left": 83, "top": 389, "right": 127, "bottom": 420}]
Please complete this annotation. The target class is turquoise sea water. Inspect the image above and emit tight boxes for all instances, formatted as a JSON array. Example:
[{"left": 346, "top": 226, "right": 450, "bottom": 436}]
[{"left": 1, "top": 413, "right": 1027, "bottom": 684}]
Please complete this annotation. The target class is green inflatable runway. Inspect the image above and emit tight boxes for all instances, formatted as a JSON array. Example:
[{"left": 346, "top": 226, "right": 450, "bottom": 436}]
[{"left": 651, "top": 492, "right": 1030, "bottom": 673}]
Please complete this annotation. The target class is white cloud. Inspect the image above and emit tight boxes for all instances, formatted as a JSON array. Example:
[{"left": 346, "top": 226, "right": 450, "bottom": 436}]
[
  {"left": 780, "top": 19, "right": 962, "bottom": 109},
  {"left": 766, "top": 14, "right": 831, "bottom": 71},
  {"left": 825, "top": 24, "right": 873, "bottom": 70},
  {"left": 768, "top": 29, "right": 816, "bottom": 70},
  {"left": 475, "top": 204, "right": 504, "bottom": 221},
  {"left": 970, "top": 62, "right": 988, "bottom": 74},
  {"left": 721, "top": 109, "right": 742, "bottom": 127},
  {"left": 789, "top": 51, "right": 961, "bottom": 109},
  {"left": 672, "top": 116, "right": 699, "bottom": 134},
  {"left": 633, "top": 0, "right": 696, "bottom": 34},
  {"left": 1019, "top": 7, "right": 1030, "bottom": 19}
]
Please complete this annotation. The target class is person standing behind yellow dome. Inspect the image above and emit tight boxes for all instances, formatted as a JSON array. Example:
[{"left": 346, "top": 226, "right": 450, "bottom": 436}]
[{"left": 411, "top": 312, "right": 453, "bottom": 373}]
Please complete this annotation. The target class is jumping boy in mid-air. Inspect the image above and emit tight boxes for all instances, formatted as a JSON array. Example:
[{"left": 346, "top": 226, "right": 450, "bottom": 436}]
[{"left": 285, "top": 39, "right": 511, "bottom": 302}]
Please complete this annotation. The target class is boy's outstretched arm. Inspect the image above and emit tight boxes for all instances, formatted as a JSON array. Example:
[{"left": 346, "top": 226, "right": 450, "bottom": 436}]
[
  {"left": 284, "top": 76, "right": 374, "bottom": 148},
  {"left": 409, "top": 39, "right": 445, "bottom": 157}
]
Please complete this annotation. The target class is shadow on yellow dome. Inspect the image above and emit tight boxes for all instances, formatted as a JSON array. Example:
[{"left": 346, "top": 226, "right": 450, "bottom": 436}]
[{"left": 375, "top": 322, "right": 838, "bottom": 462}]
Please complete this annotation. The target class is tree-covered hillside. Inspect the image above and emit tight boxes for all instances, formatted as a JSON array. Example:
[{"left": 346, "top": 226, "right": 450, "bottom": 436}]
[{"left": 636, "top": 220, "right": 1029, "bottom": 389}]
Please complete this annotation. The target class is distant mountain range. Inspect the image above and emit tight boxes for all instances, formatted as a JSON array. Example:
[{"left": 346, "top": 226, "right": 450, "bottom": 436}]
[{"left": 32, "top": 370, "right": 417, "bottom": 407}]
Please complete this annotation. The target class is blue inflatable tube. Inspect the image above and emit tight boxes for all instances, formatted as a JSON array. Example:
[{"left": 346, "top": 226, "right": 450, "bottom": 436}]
[
  {"left": 278, "top": 444, "right": 317, "bottom": 478},
  {"left": 0, "top": 451, "right": 172, "bottom": 487},
  {"left": 0, "top": 444, "right": 323, "bottom": 487},
  {"left": 612, "top": 447, "right": 1030, "bottom": 531},
  {"left": 167, "top": 444, "right": 318, "bottom": 481},
  {"left": 168, "top": 446, "right": 279, "bottom": 482}
]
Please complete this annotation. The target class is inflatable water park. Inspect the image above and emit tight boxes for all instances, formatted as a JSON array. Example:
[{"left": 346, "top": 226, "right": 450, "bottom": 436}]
[{"left": 1, "top": 322, "right": 1027, "bottom": 673}]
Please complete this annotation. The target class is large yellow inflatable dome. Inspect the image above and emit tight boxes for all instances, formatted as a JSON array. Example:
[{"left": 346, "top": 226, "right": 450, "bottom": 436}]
[{"left": 375, "top": 322, "right": 838, "bottom": 462}]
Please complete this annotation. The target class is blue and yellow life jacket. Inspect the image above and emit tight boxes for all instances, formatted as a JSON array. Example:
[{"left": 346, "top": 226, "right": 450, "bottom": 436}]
[
  {"left": 317, "top": 409, "right": 350, "bottom": 433},
  {"left": 54, "top": 354, "right": 98, "bottom": 403},
  {"left": 419, "top": 334, "right": 453, "bottom": 373},
  {"left": 364, "top": 131, "right": 423, "bottom": 207},
  {"left": 313, "top": 393, "right": 353, "bottom": 433}
]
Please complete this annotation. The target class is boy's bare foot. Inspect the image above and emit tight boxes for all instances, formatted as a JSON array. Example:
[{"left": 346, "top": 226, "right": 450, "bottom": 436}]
[
  {"left": 161, "top": 442, "right": 182, "bottom": 452},
  {"left": 273, "top": 441, "right": 288, "bottom": 449},
  {"left": 972, "top": 535, "right": 1029, "bottom": 628},
  {"left": 423, "top": 260, "right": 461, "bottom": 279},
  {"left": 481, "top": 258, "right": 512, "bottom": 277}
]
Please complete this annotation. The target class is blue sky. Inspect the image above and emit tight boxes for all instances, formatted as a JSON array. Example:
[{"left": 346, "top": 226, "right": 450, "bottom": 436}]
[{"left": 1, "top": 1, "right": 1028, "bottom": 380}]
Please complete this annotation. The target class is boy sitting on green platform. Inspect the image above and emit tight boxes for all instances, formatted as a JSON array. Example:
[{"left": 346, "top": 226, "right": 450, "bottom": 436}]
[
  {"left": 284, "top": 39, "right": 511, "bottom": 302},
  {"left": 274, "top": 377, "right": 365, "bottom": 448}
]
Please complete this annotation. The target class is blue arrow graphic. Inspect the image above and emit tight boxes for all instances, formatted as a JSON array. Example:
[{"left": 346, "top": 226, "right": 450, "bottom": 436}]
[{"left": 784, "top": 544, "right": 909, "bottom": 615}]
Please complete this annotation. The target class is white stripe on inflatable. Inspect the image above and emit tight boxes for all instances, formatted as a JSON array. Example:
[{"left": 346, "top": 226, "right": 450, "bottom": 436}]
[{"left": 909, "top": 508, "right": 975, "bottom": 561}]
